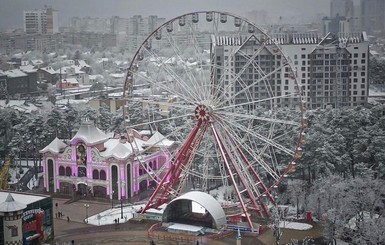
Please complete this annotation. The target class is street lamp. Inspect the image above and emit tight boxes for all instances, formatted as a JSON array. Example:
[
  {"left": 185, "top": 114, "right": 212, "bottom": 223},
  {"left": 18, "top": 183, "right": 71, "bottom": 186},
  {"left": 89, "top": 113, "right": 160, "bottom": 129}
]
[
  {"left": 84, "top": 203, "right": 90, "bottom": 223},
  {"left": 111, "top": 190, "right": 114, "bottom": 209},
  {"left": 119, "top": 180, "right": 125, "bottom": 219},
  {"left": 120, "top": 197, "right": 124, "bottom": 219}
]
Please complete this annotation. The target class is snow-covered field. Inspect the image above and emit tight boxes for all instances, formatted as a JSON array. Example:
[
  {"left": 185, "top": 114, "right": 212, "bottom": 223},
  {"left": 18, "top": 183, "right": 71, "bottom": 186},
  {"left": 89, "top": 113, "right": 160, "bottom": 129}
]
[{"left": 86, "top": 204, "right": 145, "bottom": 226}]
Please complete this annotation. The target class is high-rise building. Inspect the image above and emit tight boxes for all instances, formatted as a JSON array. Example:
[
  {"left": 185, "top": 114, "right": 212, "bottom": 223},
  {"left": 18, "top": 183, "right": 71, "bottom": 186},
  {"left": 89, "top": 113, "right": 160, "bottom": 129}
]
[
  {"left": 214, "top": 32, "right": 369, "bottom": 109},
  {"left": 324, "top": 0, "right": 354, "bottom": 35},
  {"left": 360, "top": 0, "right": 385, "bottom": 35},
  {"left": 24, "top": 7, "right": 58, "bottom": 34},
  {"left": 126, "top": 15, "right": 165, "bottom": 52},
  {"left": 331, "top": 0, "right": 354, "bottom": 18}
]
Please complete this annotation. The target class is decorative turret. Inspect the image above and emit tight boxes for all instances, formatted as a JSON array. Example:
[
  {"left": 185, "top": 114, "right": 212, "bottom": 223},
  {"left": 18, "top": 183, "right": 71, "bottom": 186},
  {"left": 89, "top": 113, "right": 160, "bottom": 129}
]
[{"left": 0, "top": 193, "right": 26, "bottom": 245}]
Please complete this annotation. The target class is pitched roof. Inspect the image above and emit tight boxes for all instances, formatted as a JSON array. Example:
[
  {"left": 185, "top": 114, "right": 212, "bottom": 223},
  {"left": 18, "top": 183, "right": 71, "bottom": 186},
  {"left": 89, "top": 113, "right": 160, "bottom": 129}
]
[
  {"left": 0, "top": 193, "right": 27, "bottom": 212},
  {"left": 4, "top": 69, "right": 27, "bottom": 78},
  {"left": 71, "top": 120, "right": 109, "bottom": 145},
  {"left": 40, "top": 66, "right": 57, "bottom": 75},
  {"left": 40, "top": 137, "right": 67, "bottom": 154}
]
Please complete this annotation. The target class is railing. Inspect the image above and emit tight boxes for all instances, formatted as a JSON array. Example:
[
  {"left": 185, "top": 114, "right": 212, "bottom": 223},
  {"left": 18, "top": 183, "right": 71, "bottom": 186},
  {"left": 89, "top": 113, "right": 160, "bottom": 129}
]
[{"left": 147, "top": 223, "right": 235, "bottom": 243}]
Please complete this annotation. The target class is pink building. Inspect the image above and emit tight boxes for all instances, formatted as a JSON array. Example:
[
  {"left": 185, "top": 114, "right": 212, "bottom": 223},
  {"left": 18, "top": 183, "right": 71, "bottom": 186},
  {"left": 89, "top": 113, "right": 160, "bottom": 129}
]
[{"left": 40, "top": 120, "right": 175, "bottom": 201}]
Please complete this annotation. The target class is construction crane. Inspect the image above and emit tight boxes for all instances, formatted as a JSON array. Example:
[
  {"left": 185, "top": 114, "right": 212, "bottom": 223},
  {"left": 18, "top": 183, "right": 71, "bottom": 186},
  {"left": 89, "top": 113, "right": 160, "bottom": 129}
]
[{"left": 0, "top": 156, "right": 11, "bottom": 190}]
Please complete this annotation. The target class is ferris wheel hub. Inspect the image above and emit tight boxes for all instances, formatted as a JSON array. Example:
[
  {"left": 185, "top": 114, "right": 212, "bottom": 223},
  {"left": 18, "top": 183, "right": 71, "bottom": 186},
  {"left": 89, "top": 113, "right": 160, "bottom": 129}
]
[{"left": 194, "top": 104, "right": 212, "bottom": 121}]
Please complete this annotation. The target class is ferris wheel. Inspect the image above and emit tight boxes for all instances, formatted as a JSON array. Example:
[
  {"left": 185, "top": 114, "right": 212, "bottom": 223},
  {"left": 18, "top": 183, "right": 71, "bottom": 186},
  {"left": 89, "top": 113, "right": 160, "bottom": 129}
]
[{"left": 123, "top": 11, "right": 307, "bottom": 229}]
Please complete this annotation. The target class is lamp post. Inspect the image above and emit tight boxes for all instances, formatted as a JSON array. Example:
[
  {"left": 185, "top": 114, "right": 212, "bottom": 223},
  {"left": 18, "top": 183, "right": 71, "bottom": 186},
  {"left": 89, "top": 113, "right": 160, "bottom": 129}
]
[
  {"left": 111, "top": 190, "right": 114, "bottom": 209},
  {"left": 120, "top": 197, "right": 123, "bottom": 219},
  {"left": 84, "top": 203, "right": 89, "bottom": 223}
]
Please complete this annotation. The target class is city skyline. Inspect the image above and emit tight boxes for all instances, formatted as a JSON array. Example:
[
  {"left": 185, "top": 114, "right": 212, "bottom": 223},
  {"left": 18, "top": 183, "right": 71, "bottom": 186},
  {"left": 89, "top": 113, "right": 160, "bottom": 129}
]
[{"left": 0, "top": 0, "right": 330, "bottom": 31}]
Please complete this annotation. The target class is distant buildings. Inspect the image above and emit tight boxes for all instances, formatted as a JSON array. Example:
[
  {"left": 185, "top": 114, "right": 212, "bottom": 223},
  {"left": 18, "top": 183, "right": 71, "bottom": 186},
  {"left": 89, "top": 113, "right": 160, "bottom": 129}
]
[
  {"left": 69, "top": 15, "right": 165, "bottom": 50},
  {"left": 24, "top": 6, "right": 58, "bottom": 34},
  {"left": 360, "top": 0, "right": 385, "bottom": 36}
]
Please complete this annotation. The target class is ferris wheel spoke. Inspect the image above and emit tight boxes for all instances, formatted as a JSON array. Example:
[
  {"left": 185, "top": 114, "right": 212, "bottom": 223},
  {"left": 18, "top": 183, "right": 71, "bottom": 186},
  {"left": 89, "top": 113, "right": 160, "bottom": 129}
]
[
  {"left": 185, "top": 23, "right": 212, "bottom": 102},
  {"left": 220, "top": 92, "right": 298, "bottom": 111},
  {"left": 131, "top": 69, "right": 197, "bottom": 105},
  {"left": 215, "top": 113, "right": 294, "bottom": 156},
  {"left": 142, "top": 47, "right": 203, "bottom": 103},
  {"left": 217, "top": 62, "right": 288, "bottom": 109},
  {"left": 129, "top": 113, "right": 193, "bottom": 129},
  {"left": 215, "top": 119, "right": 281, "bottom": 181},
  {"left": 215, "top": 42, "right": 266, "bottom": 102},
  {"left": 164, "top": 31, "right": 206, "bottom": 103},
  {"left": 130, "top": 97, "right": 195, "bottom": 111},
  {"left": 216, "top": 110, "right": 299, "bottom": 126}
]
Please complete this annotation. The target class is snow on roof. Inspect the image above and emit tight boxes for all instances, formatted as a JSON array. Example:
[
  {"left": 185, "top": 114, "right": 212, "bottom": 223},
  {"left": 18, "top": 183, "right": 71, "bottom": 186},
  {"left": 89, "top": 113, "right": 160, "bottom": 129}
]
[
  {"left": 97, "top": 58, "right": 109, "bottom": 63},
  {"left": 0, "top": 193, "right": 27, "bottom": 212},
  {"left": 0, "top": 100, "right": 38, "bottom": 113},
  {"left": 144, "top": 131, "right": 175, "bottom": 147},
  {"left": 110, "top": 73, "right": 125, "bottom": 78},
  {"left": 71, "top": 120, "right": 109, "bottom": 145},
  {"left": 77, "top": 60, "right": 91, "bottom": 67},
  {"left": 164, "top": 191, "right": 227, "bottom": 229},
  {"left": 89, "top": 74, "right": 104, "bottom": 80},
  {"left": 4, "top": 69, "right": 27, "bottom": 78},
  {"left": 31, "top": 59, "right": 44, "bottom": 66},
  {"left": 60, "top": 78, "right": 79, "bottom": 84},
  {"left": 0, "top": 192, "right": 48, "bottom": 210},
  {"left": 40, "top": 66, "right": 57, "bottom": 75},
  {"left": 19, "top": 64, "right": 37, "bottom": 73},
  {"left": 56, "top": 65, "right": 85, "bottom": 75},
  {"left": 40, "top": 137, "right": 67, "bottom": 154},
  {"left": 100, "top": 137, "right": 145, "bottom": 160}
]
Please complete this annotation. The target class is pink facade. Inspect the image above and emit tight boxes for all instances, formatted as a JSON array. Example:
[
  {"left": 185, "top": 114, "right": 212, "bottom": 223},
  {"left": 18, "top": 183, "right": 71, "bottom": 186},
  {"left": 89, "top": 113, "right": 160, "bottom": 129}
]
[{"left": 40, "top": 121, "right": 173, "bottom": 201}]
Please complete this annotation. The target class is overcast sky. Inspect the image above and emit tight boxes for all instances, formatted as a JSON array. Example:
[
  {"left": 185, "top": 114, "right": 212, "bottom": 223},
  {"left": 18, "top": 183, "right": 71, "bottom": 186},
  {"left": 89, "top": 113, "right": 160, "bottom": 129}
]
[{"left": 0, "top": 0, "right": 330, "bottom": 30}]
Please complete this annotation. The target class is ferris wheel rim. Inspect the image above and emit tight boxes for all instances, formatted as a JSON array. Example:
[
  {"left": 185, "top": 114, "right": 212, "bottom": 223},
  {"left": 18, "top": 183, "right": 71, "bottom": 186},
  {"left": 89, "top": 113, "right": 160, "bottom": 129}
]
[{"left": 123, "top": 11, "right": 307, "bottom": 220}]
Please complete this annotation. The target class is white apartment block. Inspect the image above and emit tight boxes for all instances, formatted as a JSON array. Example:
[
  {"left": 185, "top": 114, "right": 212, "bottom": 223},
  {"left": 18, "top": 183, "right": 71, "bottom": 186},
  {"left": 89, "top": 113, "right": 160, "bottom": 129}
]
[
  {"left": 282, "top": 32, "right": 369, "bottom": 109},
  {"left": 213, "top": 32, "right": 369, "bottom": 109},
  {"left": 24, "top": 7, "right": 58, "bottom": 34}
]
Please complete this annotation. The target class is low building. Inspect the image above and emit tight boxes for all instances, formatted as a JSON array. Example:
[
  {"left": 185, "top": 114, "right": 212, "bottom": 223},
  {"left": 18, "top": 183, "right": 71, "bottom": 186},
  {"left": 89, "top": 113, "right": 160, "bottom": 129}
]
[
  {"left": 3, "top": 69, "right": 38, "bottom": 96},
  {"left": 0, "top": 192, "right": 54, "bottom": 245},
  {"left": 40, "top": 120, "right": 175, "bottom": 201}
]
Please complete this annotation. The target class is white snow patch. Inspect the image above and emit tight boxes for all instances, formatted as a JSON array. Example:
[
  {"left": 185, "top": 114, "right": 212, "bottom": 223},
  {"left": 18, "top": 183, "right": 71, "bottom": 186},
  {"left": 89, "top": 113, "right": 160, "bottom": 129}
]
[
  {"left": 278, "top": 221, "right": 313, "bottom": 230},
  {"left": 86, "top": 204, "right": 145, "bottom": 226}
]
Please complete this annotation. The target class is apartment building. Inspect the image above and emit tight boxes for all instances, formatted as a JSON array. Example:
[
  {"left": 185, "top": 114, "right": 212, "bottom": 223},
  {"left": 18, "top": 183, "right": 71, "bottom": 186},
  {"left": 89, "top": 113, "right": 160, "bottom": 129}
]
[
  {"left": 24, "top": 7, "right": 58, "bottom": 34},
  {"left": 213, "top": 32, "right": 369, "bottom": 110}
]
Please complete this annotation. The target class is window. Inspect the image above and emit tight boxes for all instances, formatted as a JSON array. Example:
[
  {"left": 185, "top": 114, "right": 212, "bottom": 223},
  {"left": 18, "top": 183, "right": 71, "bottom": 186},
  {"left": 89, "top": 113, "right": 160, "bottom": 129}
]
[
  {"left": 11, "top": 226, "right": 18, "bottom": 237},
  {"left": 93, "top": 169, "right": 99, "bottom": 179},
  {"left": 59, "top": 166, "right": 65, "bottom": 176},
  {"left": 100, "top": 170, "right": 106, "bottom": 180},
  {"left": 65, "top": 167, "right": 72, "bottom": 176}
]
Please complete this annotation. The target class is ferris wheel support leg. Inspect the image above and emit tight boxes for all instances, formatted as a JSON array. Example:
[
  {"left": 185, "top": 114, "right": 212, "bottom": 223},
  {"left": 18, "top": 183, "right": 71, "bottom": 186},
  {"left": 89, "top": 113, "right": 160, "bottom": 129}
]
[
  {"left": 218, "top": 131, "right": 264, "bottom": 218},
  {"left": 210, "top": 124, "right": 254, "bottom": 230},
  {"left": 232, "top": 137, "right": 277, "bottom": 211},
  {"left": 141, "top": 122, "right": 202, "bottom": 213}
]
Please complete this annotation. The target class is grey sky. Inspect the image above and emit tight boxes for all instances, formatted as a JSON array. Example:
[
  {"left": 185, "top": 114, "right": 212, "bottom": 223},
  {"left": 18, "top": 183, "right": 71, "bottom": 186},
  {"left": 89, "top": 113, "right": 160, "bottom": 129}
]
[{"left": 0, "top": 0, "right": 330, "bottom": 30}]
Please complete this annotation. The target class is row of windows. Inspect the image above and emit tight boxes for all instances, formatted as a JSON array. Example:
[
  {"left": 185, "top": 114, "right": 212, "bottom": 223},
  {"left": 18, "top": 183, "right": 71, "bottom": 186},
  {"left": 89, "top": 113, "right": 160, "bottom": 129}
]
[{"left": 295, "top": 53, "right": 366, "bottom": 60}]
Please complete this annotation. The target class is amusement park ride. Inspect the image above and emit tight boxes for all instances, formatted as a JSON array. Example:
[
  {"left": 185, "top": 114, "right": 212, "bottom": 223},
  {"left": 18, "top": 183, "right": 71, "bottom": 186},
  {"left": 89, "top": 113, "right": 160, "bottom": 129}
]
[{"left": 123, "top": 11, "right": 307, "bottom": 231}]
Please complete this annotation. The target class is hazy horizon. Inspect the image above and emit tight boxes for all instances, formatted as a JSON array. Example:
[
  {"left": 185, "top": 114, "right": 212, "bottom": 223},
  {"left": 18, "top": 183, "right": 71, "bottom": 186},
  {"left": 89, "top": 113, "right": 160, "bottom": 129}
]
[{"left": 0, "top": 0, "right": 330, "bottom": 30}]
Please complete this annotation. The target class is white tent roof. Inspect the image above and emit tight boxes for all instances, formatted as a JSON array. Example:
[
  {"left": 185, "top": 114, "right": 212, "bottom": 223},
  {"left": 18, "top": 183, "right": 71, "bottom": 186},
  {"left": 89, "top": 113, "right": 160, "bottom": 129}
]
[
  {"left": 0, "top": 193, "right": 27, "bottom": 212},
  {"left": 164, "top": 191, "right": 227, "bottom": 229},
  {"left": 144, "top": 131, "right": 175, "bottom": 147},
  {"left": 40, "top": 137, "right": 67, "bottom": 154},
  {"left": 71, "top": 120, "right": 109, "bottom": 145}
]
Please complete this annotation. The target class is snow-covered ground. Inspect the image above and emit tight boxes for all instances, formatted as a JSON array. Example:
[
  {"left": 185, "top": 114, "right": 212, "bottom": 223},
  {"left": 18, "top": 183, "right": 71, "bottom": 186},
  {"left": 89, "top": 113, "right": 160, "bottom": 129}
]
[
  {"left": 86, "top": 204, "right": 145, "bottom": 226},
  {"left": 278, "top": 221, "right": 313, "bottom": 230}
]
